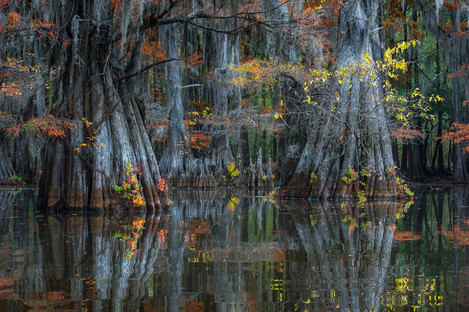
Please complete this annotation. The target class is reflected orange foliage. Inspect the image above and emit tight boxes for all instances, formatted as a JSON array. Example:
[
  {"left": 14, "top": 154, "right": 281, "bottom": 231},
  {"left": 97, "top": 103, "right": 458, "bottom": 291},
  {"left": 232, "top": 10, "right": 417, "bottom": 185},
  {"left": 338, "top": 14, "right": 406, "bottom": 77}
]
[
  {"left": 180, "top": 299, "right": 204, "bottom": 312},
  {"left": 42, "top": 291, "right": 65, "bottom": 301},
  {"left": 393, "top": 231, "right": 422, "bottom": 241},
  {"left": 273, "top": 249, "right": 286, "bottom": 262},
  {"left": 189, "top": 218, "right": 211, "bottom": 236},
  {"left": 443, "top": 225, "right": 469, "bottom": 247},
  {"left": 0, "top": 277, "right": 15, "bottom": 288}
]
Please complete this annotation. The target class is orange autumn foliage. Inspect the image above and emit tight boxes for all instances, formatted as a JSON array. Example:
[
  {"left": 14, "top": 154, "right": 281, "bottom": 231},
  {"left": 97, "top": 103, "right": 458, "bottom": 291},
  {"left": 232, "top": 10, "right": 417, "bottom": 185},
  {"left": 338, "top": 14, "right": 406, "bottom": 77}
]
[
  {"left": 142, "top": 40, "right": 166, "bottom": 62},
  {"left": 393, "top": 231, "right": 422, "bottom": 241},
  {"left": 4, "top": 115, "right": 75, "bottom": 138},
  {"left": 442, "top": 0, "right": 461, "bottom": 10},
  {"left": 189, "top": 218, "right": 211, "bottom": 236},
  {"left": 392, "top": 127, "right": 424, "bottom": 140},
  {"left": 440, "top": 123, "right": 469, "bottom": 153},
  {"left": 189, "top": 133, "right": 211, "bottom": 150}
]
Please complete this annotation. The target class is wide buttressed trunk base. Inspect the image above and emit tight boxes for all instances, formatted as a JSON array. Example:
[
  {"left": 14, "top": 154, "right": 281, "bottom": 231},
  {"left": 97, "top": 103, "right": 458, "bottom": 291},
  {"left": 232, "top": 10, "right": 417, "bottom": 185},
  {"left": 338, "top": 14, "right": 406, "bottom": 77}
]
[
  {"left": 281, "top": 0, "right": 399, "bottom": 200},
  {"left": 38, "top": 49, "right": 166, "bottom": 211},
  {"left": 36, "top": 1, "right": 171, "bottom": 212},
  {"left": 37, "top": 71, "right": 168, "bottom": 212}
]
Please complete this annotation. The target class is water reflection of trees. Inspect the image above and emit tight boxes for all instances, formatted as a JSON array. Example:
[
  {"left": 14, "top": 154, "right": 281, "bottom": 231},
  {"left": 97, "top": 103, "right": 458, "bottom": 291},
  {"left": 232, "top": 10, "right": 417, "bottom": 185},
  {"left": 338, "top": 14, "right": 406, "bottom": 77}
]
[
  {"left": 0, "top": 188, "right": 468, "bottom": 311},
  {"left": 281, "top": 200, "right": 404, "bottom": 312},
  {"left": 386, "top": 186, "right": 469, "bottom": 311},
  {"left": 0, "top": 188, "right": 170, "bottom": 311}
]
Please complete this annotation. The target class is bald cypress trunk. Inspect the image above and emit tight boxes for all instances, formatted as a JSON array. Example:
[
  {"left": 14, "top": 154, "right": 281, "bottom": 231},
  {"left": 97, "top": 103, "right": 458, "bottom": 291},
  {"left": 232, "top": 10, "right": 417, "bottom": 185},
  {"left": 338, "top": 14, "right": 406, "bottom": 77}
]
[
  {"left": 201, "top": 11, "right": 244, "bottom": 179},
  {"left": 406, "top": 5, "right": 426, "bottom": 181},
  {"left": 38, "top": 1, "right": 167, "bottom": 211},
  {"left": 159, "top": 23, "right": 197, "bottom": 187},
  {"left": 450, "top": 8, "right": 468, "bottom": 182},
  {"left": 283, "top": 0, "right": 397, "bottom": 199},
  {"left": 0, "top": 135, "right": 15, "bottom": 185},
  {"left": 203, "top": 27, "right": 234, "bottom": 175}
]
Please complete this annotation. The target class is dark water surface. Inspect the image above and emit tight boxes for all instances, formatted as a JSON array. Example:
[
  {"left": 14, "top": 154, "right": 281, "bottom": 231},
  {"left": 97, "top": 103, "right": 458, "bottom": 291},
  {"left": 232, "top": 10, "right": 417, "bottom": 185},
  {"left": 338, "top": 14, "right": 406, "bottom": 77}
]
[{"left": 0, "top": 187, "right": 468, "bottom": 311}]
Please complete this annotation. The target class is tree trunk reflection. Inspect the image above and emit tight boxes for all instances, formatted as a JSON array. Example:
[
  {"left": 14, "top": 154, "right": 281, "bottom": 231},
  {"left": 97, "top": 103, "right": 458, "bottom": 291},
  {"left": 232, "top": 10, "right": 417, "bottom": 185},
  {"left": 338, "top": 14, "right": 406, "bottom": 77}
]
[
  {"left": 284, "top": 201, "right": 401, "bottom": 311},
  {"left": 0, "top": 189, "right": 468, "bottom": 311}
]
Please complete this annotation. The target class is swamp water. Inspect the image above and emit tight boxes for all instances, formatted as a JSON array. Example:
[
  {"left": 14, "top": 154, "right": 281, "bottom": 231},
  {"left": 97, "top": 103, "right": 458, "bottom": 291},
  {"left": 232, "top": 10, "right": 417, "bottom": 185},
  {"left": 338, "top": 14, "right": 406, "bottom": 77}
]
[{"left": 0, "top": 188, "right": 467, "bottom": 311}]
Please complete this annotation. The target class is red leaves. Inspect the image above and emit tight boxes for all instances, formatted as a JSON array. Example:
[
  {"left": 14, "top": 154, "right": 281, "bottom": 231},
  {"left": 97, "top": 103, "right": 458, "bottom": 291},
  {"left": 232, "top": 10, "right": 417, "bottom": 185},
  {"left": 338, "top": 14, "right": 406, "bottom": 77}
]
[
  {"left": 5, "top": 115, "right": 75, "bottom": 138},
  {"left": 0, "top": 0, "right": 11, "bottom": 10},
  {"left": 110, "top": 0, "right": 123, "bottom": 12},
  {"left": 185, "top": 53, "right": 203, "bottom": 68},
  {"left": 141, "top": 40, "right": 165, "bottom": 62},
  {"left": 440, "top": 123, "right": 469, "bottom": 152},
  {"left": 157, "top": 177, "right": 167, "bottom": 192},
  {"left": 7, "top": 11, "right": 19, "bottom": 30},
  {"left": 443, "top": 0, "right": 461, "bottom": 10},
  {"left": 392, "top": 128, "right": 424, "bottom": 140},
  {"left": 188, "top": 133, "right": 211, "bottom": 151}
]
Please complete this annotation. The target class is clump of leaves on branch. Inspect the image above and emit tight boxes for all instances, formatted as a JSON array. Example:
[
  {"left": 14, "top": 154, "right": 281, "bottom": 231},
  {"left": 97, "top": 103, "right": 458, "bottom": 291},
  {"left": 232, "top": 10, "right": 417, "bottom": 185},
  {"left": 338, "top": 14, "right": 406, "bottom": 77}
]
[
  {"left": 2, "top": 114, "right": 75, "bottom": 138},
  {"left": 114, "top": 162, "right": 146, "bottom": 208},
  {"left": 441, "top": 123, "right": 469, "bottom": 153}
]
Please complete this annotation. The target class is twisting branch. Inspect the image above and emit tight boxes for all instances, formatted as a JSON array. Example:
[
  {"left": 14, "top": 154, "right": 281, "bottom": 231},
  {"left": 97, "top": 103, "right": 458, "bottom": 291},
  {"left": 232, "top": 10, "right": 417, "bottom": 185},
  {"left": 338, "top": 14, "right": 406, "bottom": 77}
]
[
  {"left": 117, "top": 58, "right": 184, "bottom": 81},
  {"left": 143, "top": 0, "right": 295, "bottom": 33}
]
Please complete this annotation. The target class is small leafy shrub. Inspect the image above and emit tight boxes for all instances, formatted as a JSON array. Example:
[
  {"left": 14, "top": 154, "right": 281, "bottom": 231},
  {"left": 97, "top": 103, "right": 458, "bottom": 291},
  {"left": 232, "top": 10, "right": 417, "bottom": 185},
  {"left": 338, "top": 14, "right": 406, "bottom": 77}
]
[
  {"left": 341, "top": 166, "right": 357, "bottom": 184},
  {"left": 13, "top": 175, "right": 25, "bottom": 185},
  {"left": 385, "top": 166, "right": 397, "bottom": 179},
  {"left": 310, "top": 172, "right": 318, "bottom": 183},
  {"left": 360, "top": 168, "right": 371, "bottom": 178},
  {"left": 395, "top": 177, "right": 414, "bottom": 197},
  {"left": 157, "top": 177, "right": 167, "bottom": 192},
  {"left": 226, "top": 162, "right": 240, "bottom": 179},
  {"left": 114, "top": 162, "right": 146, "bottom": 207}
]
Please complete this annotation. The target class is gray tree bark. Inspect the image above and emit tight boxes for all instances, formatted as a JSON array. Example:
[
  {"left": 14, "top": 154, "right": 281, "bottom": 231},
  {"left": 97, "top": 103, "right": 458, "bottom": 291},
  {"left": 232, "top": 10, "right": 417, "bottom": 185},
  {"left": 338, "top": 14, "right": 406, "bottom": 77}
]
[
  {"left": 38, "top": 0, "right": 167, "bottom": 211},
  {"left": 284, "top": 0, "right": 397, "bottom": 199},
  {"left": 159, "top": 23, "right": 197, "bottom": 187},
  {"left": 450, "top": 7, "right": 468, "bottom": 182}
]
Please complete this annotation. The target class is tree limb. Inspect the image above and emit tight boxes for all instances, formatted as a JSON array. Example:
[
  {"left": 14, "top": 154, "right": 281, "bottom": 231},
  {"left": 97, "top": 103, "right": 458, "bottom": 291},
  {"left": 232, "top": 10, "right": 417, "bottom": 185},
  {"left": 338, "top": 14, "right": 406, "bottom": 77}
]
[{"left": 117, "top": 58, "right": 184, "bottom": 81}]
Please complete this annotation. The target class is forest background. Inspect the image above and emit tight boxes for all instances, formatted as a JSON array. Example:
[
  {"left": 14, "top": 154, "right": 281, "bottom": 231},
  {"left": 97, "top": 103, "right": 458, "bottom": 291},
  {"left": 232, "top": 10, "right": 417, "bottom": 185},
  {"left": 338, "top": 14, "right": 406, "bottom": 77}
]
[{"left": 0, "top": 0, "right": 468, "bottom": 211}]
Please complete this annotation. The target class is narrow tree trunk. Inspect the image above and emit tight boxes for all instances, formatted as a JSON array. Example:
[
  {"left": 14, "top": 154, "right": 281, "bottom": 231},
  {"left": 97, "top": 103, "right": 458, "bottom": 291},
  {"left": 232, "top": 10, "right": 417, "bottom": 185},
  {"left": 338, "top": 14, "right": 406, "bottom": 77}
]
[
  {"left": 241, "top": 126, "right": 250, "bottom": 169},
  {"left": 406, "top": 5, "right": 426, "bottom": 181},
  {"left": 435, "top": 31, "right": 445, "bottom": 176},
  {"left": 202, "top": 18, "right": 238, "bottom": 177},
  {"left": 392, "top": 139, "right": 400, "bottom": 169},
  {"left": 263, "top": 0, "right": 299, "bottom": 178},
  {"left": 401, "top": 143, "right": 409, "bottom": 174},
  {"left": 160, "top": 23, "right": 196, "bottom": 187},
  {"left": 450, "top": 8, "right": 468, "bottom": 182},
  {"left": 0, "top": 135, "right": 15, "bottom": 184}
]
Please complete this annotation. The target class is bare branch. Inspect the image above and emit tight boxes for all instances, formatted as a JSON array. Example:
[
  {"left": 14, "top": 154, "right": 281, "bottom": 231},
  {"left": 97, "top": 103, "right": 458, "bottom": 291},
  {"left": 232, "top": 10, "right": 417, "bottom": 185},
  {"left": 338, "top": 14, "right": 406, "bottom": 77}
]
[{"left": 117, "top": 58, "right": 184, "bottom": 81}]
